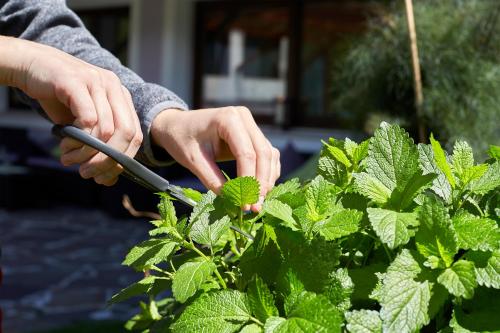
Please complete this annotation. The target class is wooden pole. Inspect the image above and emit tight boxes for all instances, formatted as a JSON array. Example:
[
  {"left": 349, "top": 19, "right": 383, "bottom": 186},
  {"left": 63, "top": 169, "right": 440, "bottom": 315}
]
[{"left": 404, "top": 0, "right": 426, "bottom": 142}]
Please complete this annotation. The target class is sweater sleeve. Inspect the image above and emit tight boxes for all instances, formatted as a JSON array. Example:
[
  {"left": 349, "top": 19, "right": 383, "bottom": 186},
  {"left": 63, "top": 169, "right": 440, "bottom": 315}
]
[{"left": 0, "top": 0, "right": 188, "bottom": 166}]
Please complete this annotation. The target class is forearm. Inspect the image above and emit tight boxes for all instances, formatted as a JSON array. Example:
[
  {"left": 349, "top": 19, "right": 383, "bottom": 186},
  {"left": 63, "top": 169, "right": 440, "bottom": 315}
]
[{"left": 0, "top": 35, "right": 24, "bottom": 87}]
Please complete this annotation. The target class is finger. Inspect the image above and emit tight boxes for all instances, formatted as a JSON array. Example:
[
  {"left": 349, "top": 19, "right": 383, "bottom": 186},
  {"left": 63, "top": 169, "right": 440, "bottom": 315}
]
[
  {"left": 89, "top": 166, "right": 120, "bottom": 186},
  {"left": 272, "top": 148, "right": 281, "bottom": 182},
  {"left": 54, "top": 81, "right": 98, "bottom": 131},
  {"left": 120, "top": 85, "right": 143, "bottom": 158},
  {"left": 184, "top": 143, "right": 226, "bottom": 193},
  {"left": 59, "top": 125, "right": 101, "bottom": 166},
  {"left": 59, "top": 137, "right": 83, "bottom": 154}
]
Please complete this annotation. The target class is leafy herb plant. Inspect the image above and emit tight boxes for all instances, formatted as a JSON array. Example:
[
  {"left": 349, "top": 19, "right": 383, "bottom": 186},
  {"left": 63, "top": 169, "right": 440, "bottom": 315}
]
[{"left": 112, "top": 122, "right": 500, "bottom": 333}]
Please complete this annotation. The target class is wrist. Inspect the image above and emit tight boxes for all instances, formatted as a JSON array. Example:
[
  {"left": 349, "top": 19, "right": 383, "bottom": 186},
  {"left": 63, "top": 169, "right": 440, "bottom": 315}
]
[
  {"left": 0, "top": 36, "right": 33, "bottom": 89},
  {"left": 150, "top": 108, "right": 184, "bottom": 147}
]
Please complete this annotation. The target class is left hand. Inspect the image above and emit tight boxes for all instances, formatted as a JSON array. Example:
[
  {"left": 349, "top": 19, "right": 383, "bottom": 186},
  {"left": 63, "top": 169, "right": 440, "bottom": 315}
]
[{"left": 150, "top": 106, "right": 281, "bottom": 212}]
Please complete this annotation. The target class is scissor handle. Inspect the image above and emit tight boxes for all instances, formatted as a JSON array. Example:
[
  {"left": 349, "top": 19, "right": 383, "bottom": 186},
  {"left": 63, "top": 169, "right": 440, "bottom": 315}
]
[{"left": 52, "top": 125, "right": 188, "bottom": 201}]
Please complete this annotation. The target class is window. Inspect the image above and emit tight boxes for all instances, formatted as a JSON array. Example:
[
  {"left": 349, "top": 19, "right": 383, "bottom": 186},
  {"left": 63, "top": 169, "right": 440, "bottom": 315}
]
[{"left": 194, "top": 0, "right": 381, "bottom": 130}]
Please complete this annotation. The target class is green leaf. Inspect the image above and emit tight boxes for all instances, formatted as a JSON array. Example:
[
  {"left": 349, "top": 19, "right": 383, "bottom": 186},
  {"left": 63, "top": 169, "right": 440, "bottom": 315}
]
[
  {"left": 170, "top": 290, "right": 252, "bottom": 333},
  {"left": 452, "top": 211, "right": 499, "bottom": 252},
  {"left": 157, "top": 193, "right": 177, "bottom": 226},
  {"left": 190, "top": 214, "right": 231, "bottom": 248},
  {"left": 345, "top": 138, "right": 369, "bottom": 166},
  {"left": 452, "top": 141, "right": 474, "bottom": 180},
  {"left": 468, "top": 250, "right": 500, "bottom": 289},
  {"left": 437, "top": 260, "right": 477, "bottom": 299},
  {"left": 317, "top": 155, "right": 349, "bottom": 187},
  {"left": 172, "top": 259, "right": 216, "bottom": 303},
  {"left": 265, "top": 292, "right": 342, "bottom": 333},
  {"left": 263, "top": 199, "right": 298, "bottom": 230},
  {"left": 240, "top": 324, "right": 263, "bottom": 333},
  {"left": 469, "top": 161, "right": 500, "bottom": 195},
  {"left": 322, "top": 140, "right": 352, "bottom": 168},
  {"left": 353, "top": 173, "right": 391, "bottom": 205},
  {"left": 305, "top": 175, "right": 332, "bottom": 221},
  {"left": 418, "top": 144, "right": 452, "bottom": 204},
  {"left": 415, "top": 196, "right": 458, "bottom": 268},
  {"left": 190, "top": 191, "right": 216, "bottom": 224},
  {"left": 488, "top": 145, "right": 500, "bottom": 160},
  {"left": 247, "top": 276, "right": 279, "bottom": 322},
  {"left": 109, "top": 276, "right": 155, "bottom": 304},
  {"left": 316, "top": 209, "right": 363, "bottom": 240},
  {"left": 430, "top": 133, "right": 456, "bottom": 189},
  {"left": 389, "top": 171, "right": 436, "bottom": 210},
  {"left": 372, "top": 249, "right": 431, "bottom": 333},
  {"left": 183, "top": 188, "right": 203, "bottom": 203},
  {"left": 266, "top": 178, "right": 301, "bottom": 201},
  {"left": 366, "top": 122, "right": 420, "bottom": 194},
  {"left": 345, "top": 310, "right": 382, "bottom": 333},
  {"left": 123, "top": 239, "right": 178, "bottom": 271},
  {"left": 367, "top": 208, "right": 418, "bottom": 249},
  {"left": 323, "top": 268, "right": 354, "bottom": 312},
  {"left": 221, "top": 176, "right": 260, "bottom": 207}
]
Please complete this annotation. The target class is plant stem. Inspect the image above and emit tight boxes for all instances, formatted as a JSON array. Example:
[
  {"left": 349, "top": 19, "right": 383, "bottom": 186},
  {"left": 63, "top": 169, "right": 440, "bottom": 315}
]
[
  {"left": 382, "top": 243, "right": 393, "bottom": 262},
  {"left": 184, "top": 240, "right": 227, "bottom": 289},
  {"left": 250, "top": 316, "right": 264, "bottom": 326},
  {"left": 213, "top": 268, "right": 227, "bottom": 289},
  {"left": 150, "top": 265, "right": 173, "bottom": 277}
]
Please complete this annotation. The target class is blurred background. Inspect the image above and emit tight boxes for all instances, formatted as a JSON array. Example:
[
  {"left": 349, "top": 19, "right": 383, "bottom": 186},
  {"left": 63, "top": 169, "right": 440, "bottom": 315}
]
[{"left": 0, "top": 0, "right": 499, "bottom": 332}]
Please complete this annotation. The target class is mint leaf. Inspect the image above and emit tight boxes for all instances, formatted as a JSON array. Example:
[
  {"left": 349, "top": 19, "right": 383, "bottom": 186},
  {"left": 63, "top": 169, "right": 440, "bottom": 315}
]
[
  {"left": 240, "top": 324, "right": 262, "bottom": 333},
  {"left": 437, "top": 260, "right": 477, "bottom": 299},
  {"left": 345, "top": 138, "right": 369, "bottom": 166},
  {"left": 172, "top": 259, "right": 216, "bottom": 303},
  {"left": 157, "top": 193, "right": 177, "bottom": 226},
  {"left": 266, "top": 292, "right": 342, "bottom": 333},
  {"left": 367, "top": 208, "right": 418, "bottom": 249},
  {"left": 430, "top": 133, "right": 456, "bottom": 189},
  {"left": 345, "top": 310, "right": 382, "bottom": 333},
  {"left": 190, "top": 191, "right": 216, "bottom": 224},
  {"left": 353, "top": 173, "right": 391, "bottom": 205},
  {"left": 263, "top": 199, "right": 298, "bottom": 230},
  {"left": 452, "top": 211, "right": 499, "bottom": 252},
  {"left": 317, "top": 209, "right": 363, "bottom": 241},
  {"left": 488, "top": 145, "right": 500, "bottom": 160},
  {"left": 266, "top": 178, "right": 301, "bottom": 201},
  {"left": 305, "top": 175, "right": 332, "bottom": 221},
  {"left": 222, "top": 176, "right": 260, "bottom": 207},
  {"left": 170, "top": 290, "right": 252, "bottom": 332},
  {"left": 123, "top": 239, "right": 178, "bottom": 271},
  {"left": 418, "top": 143, "right": 453, "bottom": 204},
  {"left": 109, "top": 276, "right": 161, "bottom": 305},
  {"left": 468, "top": 250, "right": 500, "bottom": 289},
  {"left": 247, "top": 276, "right": 279, "bottom": 322},
  {"left": 390, "top": 171, "right": 436, "bottom": 211},
  {"left": 415, "top": 196, "right": 458, "bottom": 268},
  {"left": 372, "top": 250, "right": 431, "bottom": 333},
  {"left": 190, "top": 214, "right": 231, "bottom": 248},
  {"left": 469, "top": 161, "right": 500, "bottom": 195},
  {"left": 322, "top": 140, "right": 352, "bottom": 168},
  {"left": 318, "top": 155, "right": 349, "bottom": 187},
  {"left": 452, "top": 141, "right": 474, "bottom": 180},
  {"left": 323, "top": 268, "right": 354, "bottom": 312}
]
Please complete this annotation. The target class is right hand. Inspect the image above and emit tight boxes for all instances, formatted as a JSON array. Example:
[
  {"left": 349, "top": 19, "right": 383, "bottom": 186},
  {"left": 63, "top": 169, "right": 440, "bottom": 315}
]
[{"left": 8, "top": 37, "right": 143, "bottom": 186}]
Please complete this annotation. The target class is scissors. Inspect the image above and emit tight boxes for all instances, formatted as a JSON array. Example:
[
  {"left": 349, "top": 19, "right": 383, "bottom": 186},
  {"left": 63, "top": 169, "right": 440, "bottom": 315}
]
[{"left": 52, "top": 125, "right": 253, "bottom": 240}]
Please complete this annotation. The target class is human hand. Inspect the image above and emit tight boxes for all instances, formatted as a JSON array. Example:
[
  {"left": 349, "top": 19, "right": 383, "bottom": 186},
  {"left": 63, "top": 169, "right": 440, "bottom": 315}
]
[
  {"left": 5, "top": 37, "right": 142, "bottom": 185},
  {"left": 151, "top": 107, "right": 281, "bottom": 211}
]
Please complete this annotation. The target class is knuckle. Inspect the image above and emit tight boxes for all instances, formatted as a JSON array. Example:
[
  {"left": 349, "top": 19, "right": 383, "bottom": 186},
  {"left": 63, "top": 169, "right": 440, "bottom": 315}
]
[
  {"left": 273, "top": 148, "right": 280, "bottom": 160},
  {"left": 120, "top": 125, "right": 136, "bottom": 142},
  {"left": 131, "top": 133, "right": 143, "bottom": 148},
  {"left": 237, "top": 149, "right": 256, "bottom": 163},
  {"left": 78, "top": 113, "right": 98, "bottom": 128},
  {"left": 256, "top": 146, "right": 272, "bottom": 159},
  {"left": 99, "top": 124, "right": 114, "bottom": 141}
]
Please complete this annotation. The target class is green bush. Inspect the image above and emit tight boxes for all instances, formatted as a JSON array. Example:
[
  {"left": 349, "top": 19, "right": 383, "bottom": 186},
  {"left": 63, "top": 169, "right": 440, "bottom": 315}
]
[
  {"left": 332, "top": 0, "right": 500, "bottom": 153},
  {"left": 111, "top": 122, "right": 499, "bottom": 332}
]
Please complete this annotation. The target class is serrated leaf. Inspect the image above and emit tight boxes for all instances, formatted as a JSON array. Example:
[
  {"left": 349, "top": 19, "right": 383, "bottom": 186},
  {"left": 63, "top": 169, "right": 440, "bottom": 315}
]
[
  {"left": 247, "top": 276, "right": 279, "bottom": 322},
  {"left": 305, "top": 175, "right": 332, "bottom": 221},
  {"left": 221, "top": 176, "right": 260, "bottom": 207},
  {"left": 170, "top": 290, "right": 252, "bottom": 333},
  {"left": 109, "top": 276, "right": 156, "bottom": 304},
  {"left": 430, "top": 133, "right": 456, "bottom": 189},
  {"left": 322, "top": 140, "right": 352, "bottom": 168},
  {"left": 344, "top": 138, "right": 359, "bottom": 160},
  {"left": 263, "top": 199, "right": 298, "bottom": 230},
  {"left": 172, "top": 259, "right": 216, "bottom": 303},
  {"left": 123, "top": 239, "right": 177, "bottom": 271},
  {"left": 373, "top": 250, "right": 431, "bottom": 333},
  {"left": 389, "top": 171, "right": 436, "bottom": 211},
  {"left": 452, "top": 141, "right": 474, "bottom": 180},
  {"left": 266, "top": 178, "right": 301, "bottom": 201},
  {"left": 345, "top": 310, "right": 382, "bottom": 333},
  {"left": 418, "top": 144, "right": 452, "bottom": 204},
  {"left": 353, "top": 173, "right": 391, "bottom": 205},
  {"left": 265, "top": 292, "right": 342, "bottom": 333},
  {"left": 367, "top": 208, "right": 418, "bottom": 249},
  {"left": 452, "top": 211, "right": 499, "bottom": 252},
  {"left": 316, "top": 209, "right": 363, "bottom": 240},
  {"left": 190, "top": 191, "right": 216, "bottom": 224},
  {"left": 240, "top": 324, "right": 263, "bottom": 333},
  {"left": 323, "top": 268, "right": 354, "bottom": 312},
  {"left": 366, "top": 122, "right": 420, "bottom": 193},
  {"left": 317, "top": 153, "right": 349, "bottom": 187},
  {"left": 461, "top": 164, "right": 488, "bottom": 187},
  {"left": 437, "top": 260, "right": 477, "bottom": 299},
  {"left": 183, "top": 188, "right": 202, "bottom": 203},
  {"left": 469, "top": 161, "right": 500, "bottom": 195},
  {"left": 415, "top": 196, "right": 458, "bottom": 268},
  {"left": 157, "top": 194, "right": 177, "bottom": 226},
  {"left": 488, "top": 145, "right": 500, "bottom": 160},
  {"left": 468, "top": 250, "right": 500, "bottom": 289},
  {"left": 190, "top": 214, "right": 231, "bottom": 248}
]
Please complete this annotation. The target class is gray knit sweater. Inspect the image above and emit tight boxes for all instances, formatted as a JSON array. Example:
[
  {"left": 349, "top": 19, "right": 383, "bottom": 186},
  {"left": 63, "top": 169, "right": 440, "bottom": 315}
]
[{"left": 0, "top": 0, "right": 188, "bottom": 166}]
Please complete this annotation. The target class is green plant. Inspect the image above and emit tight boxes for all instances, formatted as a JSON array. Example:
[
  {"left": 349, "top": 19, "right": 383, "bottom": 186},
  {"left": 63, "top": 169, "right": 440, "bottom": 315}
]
[
  {"left": 331, "top": 0, "right": 500, "bottom": 154},
  {"left": 112, "top": 122, "right": 499, "bottom": 332}
]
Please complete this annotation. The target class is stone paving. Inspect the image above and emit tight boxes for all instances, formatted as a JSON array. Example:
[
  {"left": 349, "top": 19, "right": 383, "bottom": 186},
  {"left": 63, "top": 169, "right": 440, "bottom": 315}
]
[{"left": 0, "top": 207, "right": 152, "bottom": 333}]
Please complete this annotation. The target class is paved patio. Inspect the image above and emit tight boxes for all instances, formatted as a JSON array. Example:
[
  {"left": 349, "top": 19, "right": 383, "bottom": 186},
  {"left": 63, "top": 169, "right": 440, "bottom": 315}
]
[{"left": 0, "top": 207, "right": 151, "bottom": 333}]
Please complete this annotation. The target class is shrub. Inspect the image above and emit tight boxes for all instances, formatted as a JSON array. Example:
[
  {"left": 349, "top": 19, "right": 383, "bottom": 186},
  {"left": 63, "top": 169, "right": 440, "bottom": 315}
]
[{"left": 112, "top": 122, "right": 499, "bottom": 333}]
